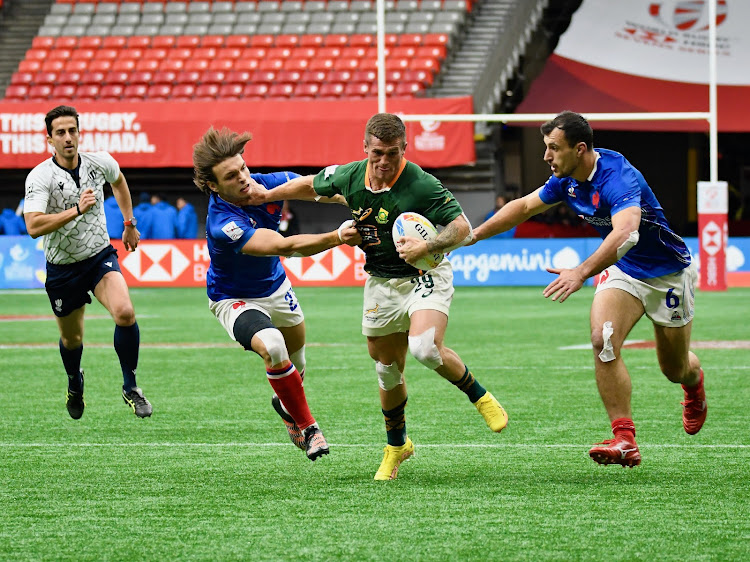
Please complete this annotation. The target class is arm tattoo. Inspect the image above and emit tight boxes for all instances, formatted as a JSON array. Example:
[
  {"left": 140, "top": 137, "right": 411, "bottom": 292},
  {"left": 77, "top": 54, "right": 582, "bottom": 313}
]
[{"left": 427, "top": 220, "right": 463, "bottom": 253}]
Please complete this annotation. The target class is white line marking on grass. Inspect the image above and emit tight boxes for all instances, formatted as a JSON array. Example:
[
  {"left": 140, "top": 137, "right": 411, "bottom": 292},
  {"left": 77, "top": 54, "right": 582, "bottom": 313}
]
[
  {"left": 0, "top": 341, "right": 355, "bottom": 349},
  {"left": 2, "top": 443, "right": 748, "bottom": 449}
]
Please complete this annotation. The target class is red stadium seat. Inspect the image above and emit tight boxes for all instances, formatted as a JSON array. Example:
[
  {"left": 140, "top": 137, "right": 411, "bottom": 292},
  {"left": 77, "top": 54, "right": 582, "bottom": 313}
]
[
  {"left": 349, "top": 34, "right": 374, "bottom": 48},
  {"left": 49, "top": 49, "right": 73, "bottom": 61},
  {"left": 250, "top": 70, "right": 277, "bottom": 85},
  {"left": 250, "top": 35, "right": 275, "bottom": 48},
  {"left": 57, "top": 71, "right": 82, "bottom": 86},
  {"left": 333, "top": 58, "right": 360, "bottom": 71},
  {"left": 267, "top": 47, "right": 292, "bottom": 59},
  {"left": 423, "top": 33, "right": 449, "bottom": 47},
  {"left": 242, "top": 83, "right": 268, "bottom": 99},
  {"left": 352, "top": 70, "right": 376, "bottom": 83},
  {"left": 385, "top": 34, "right": 400, "bottom": 47},
  {"left": 293, "top": 83, "right": 319, "bottom": 98},
  {"left": 176, "top": 35, "right": 201, "bottom": 49},
  {"left": 234, "top": 59, "right": 260, "bottom": 71},
  {"left": 416, "top": 45, "right": 447, "bottom": 60},
  {"left": 217, "top": 47, "right": 242, "bottom": 60},
  {"left": 324, "top": 34, "right": 349, "bottom": 47},
  {"left": 75, "top": 84, "right": 100, "bottom": 99},
  {"left": 152, "top": 71, "right": 177, "bottom": 85},
  {"left": 242, "top": 47, "right": 268, "bottom": 59},
  {"left": 134, "top": 59, "right": 159, "bottom": 72},
  {"left": 126, "top": 36, "right": 151, "bottom": 49},
  {"left": 78, "top": 37, "right": 102, "bottom": 50},
  {"left": 175, "top": 70, "right": 201, "bottom": 85},
  {"left": 371, "top": 81, "right": 396, "bottom": 96},
  {"left": 51, "top": 84, "right": 76, "bottom": 100},
  {"left": 129, "top": 71, "right": 154, "bottom": 86},
  {"left": 208, "top": 59, "right": 234, "bottom": 72},
  {"left": 391, "top": 46, "right": 417, "bottom": 58},
  {"left": 394, "top": 81, "right": 423, "bottom": 97},
  {"left": 258, "top": 58, "right": 284, "bottom": 71},
  {"left": 403, "top": 69, "right": 434, "bottom": 86},
  {"left": 80, "top": 72, "right": 105, "bottom": 86},
  {"left": 283, "top": 58, "right": 309, "bottom": 71},
  {"left": 309, "top": 58, "right": 335, "bottom": 71},
  {"left": 4, "top": 85, "right": 30, "bottom": 101},
  {"left": 26, "top": 48, "right": 50, "bottom": 62},
  {"left": 218, "top": 84, "right": 243, "bottom": 100},
  {"left": 143, "top": 48, "right": 169, "bottom": 61},
  {"left": 147, "top": 84, "right": 172, "bottom": 100},
  {"left": 275, "top": 35, "right": 299, "bottom": 48},
  {"left": 410, "top": 57, "right": 439, "bottom": 72},
  {"left": 99, "top": 84, "right": 124, "bottom": 101},
  {"left": 327, "top": 70, "right": 352, "bottom": 83},
  {"left": 64, "top": 60, "right": 89, "bottom": 73},
  {"left": 299, "top": 35, "right": 324, "bottom": 48},
  {"left": 32, "top": 37, "right": 55, "bottom": 49},
  {"left": 385, "top": 70, "right": 404, "bottom": 82},
  {"left": 88, "top": 60, "right": 113, "bottom": 73},
  {"left": 291, "top": 46, "right": 317, "bottom": 59},
  {"left": 119, "top": 48, "right": 144, "bottom": 60},
  {"left": 152, "top": 36, "right": 177, "bottom": 50},
  {"left": 102, "top": 36, "right": 127, "bottom": 49},
  {"left": 122, "top": 84, "right": 148, "bottom": 100},
  {"left": 193, "top": 48, "right": 217, "bottom": 60},
  {"left": 200, "top": 70, "right": 225, "bottom": 85},
  {"left": 171, "top": 84, "right": 195, "bottom": 100},
  {"left": 276, "top": 70, "right": 302, "bottom": 83},
  {"left": 94, "top": 48, "right": 119, "bottom": 61},
  {"left": 54, "top": 37, "right": 78, "bottom": 49},
  {"left": 343, "top": 82, "right": 371, "bottom": 97},
  {"left": 29, "top": 85, "right": 53, "bottom": 101},
  {"left": 71, "top": 49, "right": 96, "bottom": 62},
  {"left": 267, "top": 83, "right": 294, "bottom": 98},
  {"left": 159, "top": 59, "right": 185, "bottom": 72},
  {"left": 300, "top": 70, "right": 327, "bottom": 84},
  {"left": 317, "top": 47, "right": 342, "bottom": 58},
  {"left": 226, "top": 70, "right": 252, "bottom": 84},
  {"left": 201, "top": 35, "right": 225, "bottom": 48},
  {"left": 111, "top": 59, "right": 136, "bottom": 72},
  {"left": 18, "top": 60, "right": 42, "bottom": 73},
  {"left": 194, "top": 84, "right": 219, "bottom": 99},
  {"left": 385, "top": 58, "right": 411, "bottom": 71},
  {"left": 11, "top": 72, "right": 34, "bottom": 85},
  {"left": 341, "top": 47, "right": 367, "bottom": 58},
  {"left": 183, "top": 59, "right": 209, "bottom": 72},
  {"left": 317, "top": 82, "right": 344, "bottom": 98},
  {"left": 104, "top": 71, "right": 129, "bottom": 85},
  {"left": 226, "top": 35, "right": 251, "bottom": 48}
]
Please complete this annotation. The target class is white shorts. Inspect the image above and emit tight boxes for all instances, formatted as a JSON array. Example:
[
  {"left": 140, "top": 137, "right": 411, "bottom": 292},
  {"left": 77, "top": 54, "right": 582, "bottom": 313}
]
[
  {"left": 362, "top": 259, "right": 454, "bottom": 336},
  {"left": 209, "top": 277, "right": 305, "bottom": 342},
  {"left": 595, "top": 263, "right": 696, "bottom": 327}
]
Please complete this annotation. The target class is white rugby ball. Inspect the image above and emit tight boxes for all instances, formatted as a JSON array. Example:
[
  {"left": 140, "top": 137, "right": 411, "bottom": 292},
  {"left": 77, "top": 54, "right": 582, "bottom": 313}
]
[{"left": 392, "top": 212, "right": 444, "bottom": 270}]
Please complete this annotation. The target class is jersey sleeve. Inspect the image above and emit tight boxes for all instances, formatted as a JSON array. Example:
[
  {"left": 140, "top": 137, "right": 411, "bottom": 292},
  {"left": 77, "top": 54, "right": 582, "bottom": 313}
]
[
  {"left": 87, "top": 152, "right": 121, "bottom": 184},
  {"left": 23, "top": 166, "right": 51, "bottom": 214},
  {"left": 417, "top": 176, "right": 464, "bottom": 227},
  {"left": 312, "top": 162, "right": 359, "bottom": 198},
  {"left": 607, "top": 166, "right": 642, "bottom": 216},
  {"left": 538, "top": 175, "right": 564, "bottom": 204},
  {"left": 208, "top": 206, "right": 256, "bottom": 254}
]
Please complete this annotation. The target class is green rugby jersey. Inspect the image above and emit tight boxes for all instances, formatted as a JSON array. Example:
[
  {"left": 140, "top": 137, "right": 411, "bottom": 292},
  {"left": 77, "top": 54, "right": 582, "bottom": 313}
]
[{"left": 313, "top": 158, "right": 463, "bottom": 278}]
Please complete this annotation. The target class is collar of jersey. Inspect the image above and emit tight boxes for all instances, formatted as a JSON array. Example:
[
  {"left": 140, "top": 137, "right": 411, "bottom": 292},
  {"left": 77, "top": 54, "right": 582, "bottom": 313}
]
[
  {"left": 586, "top": 151, "right": 601, "bottom": 182},
  {"left": 364, "top": 158, "right": 408, "bottom": 193},
  {"left": 52, "top": 154, "right": 81, "bottom": 179}
]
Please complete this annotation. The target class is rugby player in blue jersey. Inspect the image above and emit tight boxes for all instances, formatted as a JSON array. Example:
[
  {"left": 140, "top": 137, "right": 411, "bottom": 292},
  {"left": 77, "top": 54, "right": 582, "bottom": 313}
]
[
  {"left": 472, "top": 111, "right": 706, "bottom": 467},
  {"left": 192, "top": 127, "right": 361, "bottom": 461}
]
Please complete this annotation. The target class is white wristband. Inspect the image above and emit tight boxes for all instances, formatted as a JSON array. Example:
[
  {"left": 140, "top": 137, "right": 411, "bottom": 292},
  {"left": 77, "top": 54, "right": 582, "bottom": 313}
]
[{"left": 338, "top": 219, "right": 356, "bottom": 242}]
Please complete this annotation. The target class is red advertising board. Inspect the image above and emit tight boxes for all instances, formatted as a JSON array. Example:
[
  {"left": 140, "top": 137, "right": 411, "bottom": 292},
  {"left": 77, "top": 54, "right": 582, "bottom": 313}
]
[
  {"left": 697, "top": 181, "right": 728, "bottom": 291},
  {"left": 112, "top": 240, "right": 367, "bottom": 288},
  {"left": 0, "top": 98, "right": 475, "bottom": 169}
]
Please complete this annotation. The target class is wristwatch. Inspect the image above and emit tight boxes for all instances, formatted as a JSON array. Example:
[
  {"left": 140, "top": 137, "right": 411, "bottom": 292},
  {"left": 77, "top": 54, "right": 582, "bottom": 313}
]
[{"left": 123, "top": 217, "right": 137, "bottom": 227}]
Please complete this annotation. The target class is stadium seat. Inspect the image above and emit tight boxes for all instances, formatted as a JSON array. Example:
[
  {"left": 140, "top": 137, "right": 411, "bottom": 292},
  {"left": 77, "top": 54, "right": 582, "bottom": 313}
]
[
  {"left": 333, "top": 58, "right": 360, "bottom": 71},
  {"left": 94, "top": 49, "right": 119, "bottom": 62},
  {"left": 126, "top": 36, "right": 151, "bottom": 49},
  {"left": 258, "top": 58, "right": 284, "bottom": 71},
  {"left": 218, "top": 84, "right": 243, "bottom": 100},
  {"left": 4, "top": 85, "right": 29, "bottom": 101},
  {"left": 64, "top": 60, "right": 89, "bottom": 73},
  {"left": 99, "top": 84, "right": 125, "bottom": 101},
  {"left": 102, "top": 36, "right": 127, "bottom": 49},
  {"left": 318, "top": 82, "right": 344, "bottom": 98},
  {"left": 242, "top": 83, "right": 269, "bottom": 99},
  {"left": 352, "top": 70, "right": 377, "bottom": 83},
  {"left": 226, "top": 70, "right": 251, "bottom": 84},
  {"left": 410, "top": 57, "right": 440, "bottom": 72},
  {"left": 300, "top": 70, "right": 327, "bottom": 84},
  {"left": 120, "top": 48, "right": 144, "bottom": 60},
  {"left": 134, "top": 59, "right": 159, "bottom": 72},
  {"left": 300, "top": 34, "right": 324, "bottom": 47},
  {"left": 57, "top": 71, "right": 82, "bottom": 86},
  {"left": 122, "top": 84, "right": 148, "bottom": 100},
  {"left": 202, "top": 35, "right": 226, "bottom": 48},
  {"left": 276, "top": 70, "right": 302, "bottom": 83},
  {"left": 78, "top": 36, "right": 102, "bottom": 50},
  {"left": 176, "top": 70, "right": 202, "bottom": 85},
  {"left": 144, "top": 48, "right": 169, "bottom": 61},
  {"left": 208, "top": 59, "right": 234, "bottom": 71},
  {"left": 342, "top": 46, "right": 367, "bottom": 58},
  {"left": 399, "top": 33, "right": 424, "bottom": 46},
  {"left": 75, "top": 84, "right": 100, "bottom": 99},
  {"left": 129, "top": 71, "right": 154, "bottom": 86},
  {"left": 250, "top": 35, "right": 275, "bottom": 48},
  {"left": 104, "top": 71, "right": 129, "bottom": 86},
  {"left": 225, "top": 35, "right": 251, "bottom": 48},
  {"left": 112, "top": 59, "right": 137, "bottom": 72},
  {"left": 32, "top": 37, "right": 55, "bottom": 49},
  {"left": 176, "top": 35, "right": 201, "bottom": 49},
  {"left": 80, "top": 72, "right": 106, "bottom": 86},
  {"left": 152, "top": 70, "right": 177, "bottom": 85},
  {"left": 171, "top": 84, "right": 196, "bottom": 100},
  {"left": 243, "top": 47, "right": 268, "bottom": 59},
  {"left": 183, "top": 59, "right": 209, "bottom": 72},
  {"left": 147, "top": 84, "right": 172, "bottom": 100},
  {"left": 324, "top": 34, "right": 349, "bottom": 47},
  {"left": 200, "top": 70, "right": 226, "bottom": 85},
  {"left": 18, "top": 60, "right": 42, "bottom": 73},
  {"left": 293, "top": 83, "right": 319, "bottom": 98},
  {"left": 52, "top": 84, "right": 76, "bottom": 101},
  {"left": 417, "top": 45, "right": 447, "bottom": 60},
  {"left": 10, "top": 72, "right": 34, "bottom": 86},
  {"left": 423, "top": 33, "right": 449, "bottom": 47},
  {"left": 194, "top": 84, "right": 220, "bottom": 100},
  {"left": 404, "top": 69, "right": 434, "bottom": 86},
  {"left": 275, "top": 35, "right": 300, "bottom": 48},
  {"left": 153, "top": 36, "right": 177, "bottom": 49},
  {"left": 267, "top": 83, "right": 294, "bottom": 98},
  {"left": 234, "top": 59, "right": 260, "bottom": 71},
  {"left": 251, "top": 70, "right": 277, "bottom": 85},
  {"left": 344, "top": 82, "right": 370, "bottom": 97},
  {"left": 283, "top": 58, "right": 309, "bottom": 72},
  {"left": 394, "top": 81, "right": 423, "bottom": 96}
]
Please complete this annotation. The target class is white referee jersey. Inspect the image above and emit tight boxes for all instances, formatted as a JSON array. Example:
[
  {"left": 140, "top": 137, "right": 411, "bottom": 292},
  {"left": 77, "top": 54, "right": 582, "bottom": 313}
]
[{"left": 24, "top": 152, "right": 120, "bottom": 265}]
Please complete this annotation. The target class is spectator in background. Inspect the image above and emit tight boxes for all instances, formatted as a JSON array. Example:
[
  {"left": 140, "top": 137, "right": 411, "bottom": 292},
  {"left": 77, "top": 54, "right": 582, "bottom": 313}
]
[
  {"left": 0, "top": 207, "right": 27, "bottom": 235},
  {"left": 278, "top": 200, "right": 300, "bottom": 237},
  {"left": 482, "top": 194, "right": 515, "bottom": 238},
  {"left": 134, "top": 192, "right": 153, "bottom": 239},
  {"left": 176, "top": 196, "right": 198, "bottom": 239},
  {"left": 149, "top": 193, "right": 178, "bottom": 239},
  {"left": 103, "top": 195, "right": 124, "bottom": 239}
]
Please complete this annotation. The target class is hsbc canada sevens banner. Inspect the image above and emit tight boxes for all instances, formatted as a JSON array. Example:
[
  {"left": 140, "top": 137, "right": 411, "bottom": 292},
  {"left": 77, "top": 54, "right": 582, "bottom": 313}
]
[
  {"left": 2, "top": 237, "right": 749, "bottom": 290},
  {"left": 0, "top": 97, "right": 475, "bottom": 169}
]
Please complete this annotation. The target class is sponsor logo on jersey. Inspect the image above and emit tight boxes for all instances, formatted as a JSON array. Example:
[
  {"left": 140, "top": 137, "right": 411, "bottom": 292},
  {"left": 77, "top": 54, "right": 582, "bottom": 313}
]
[
  {"left": 352, "top": 207, "right": 372, "bottom": 222},
  {"left": 567, "top": 186, "right": 577, "bottom": 198},
  {"left": 671, "top": 310, "right": 682, "bottom": 321},
  {"left": 222, "top": 221, "right": 244, "bottom": 241},
  {"left": 376, "top": 208, "right": 389, "bottom": 224},
  {"left": 592, "top": 191, "right": 600, "bottom": 209},
  {"left": 323, "top": 165, "right": 339, "bottom": 179}
]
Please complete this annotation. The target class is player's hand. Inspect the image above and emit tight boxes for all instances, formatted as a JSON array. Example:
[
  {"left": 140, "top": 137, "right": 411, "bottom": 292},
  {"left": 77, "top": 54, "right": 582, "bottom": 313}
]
[
  {"left": 466, "top": 228, "right": 481, "bottom": 246},
  {"left": 543, "top": 268, "right": 585, "bottom": 302},
  {"left": 337, "top": 220, "right": 361, "bottom": 246},
  {"left": 122, "top": 225, "right": 140, "bottom": 252},
  {"left": 77, "top": 188, "right": 96, "bottom": 214},
  {"left": 238, "top": 178, "right": 268, "bottom": 206},
  {"left": 396, "top": 236, "right": 429, "bottom": 266}
]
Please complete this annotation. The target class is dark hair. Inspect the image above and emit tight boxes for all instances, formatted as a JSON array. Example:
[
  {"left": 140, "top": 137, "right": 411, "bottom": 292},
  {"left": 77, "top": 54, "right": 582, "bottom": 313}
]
[
  {"left": 365, "top": 113, "right": 406, "bottom": 146},
  {"left": 45, "top": 105, "right": 79, "bottom": 136},
  {"left": 540, "top": 111, "right": 594, "bottom": 150},
  {"left": 193, "top": 127, "right": 253, "bottom": 195}
]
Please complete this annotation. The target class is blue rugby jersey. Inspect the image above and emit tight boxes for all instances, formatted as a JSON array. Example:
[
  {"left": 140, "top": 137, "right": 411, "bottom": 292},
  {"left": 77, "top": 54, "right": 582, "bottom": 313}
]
[
  {"left": 206, "top": 171, "right": 298, "bottom": 301},
  {"left": 539, "top": 149, "right": 690, "bottom": 279}
]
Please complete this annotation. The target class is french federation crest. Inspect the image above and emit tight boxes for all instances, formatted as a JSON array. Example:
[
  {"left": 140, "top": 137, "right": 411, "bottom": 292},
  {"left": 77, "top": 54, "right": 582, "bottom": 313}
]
[{"left": 376, "top": 208, "right": 389, "bottom": 224}]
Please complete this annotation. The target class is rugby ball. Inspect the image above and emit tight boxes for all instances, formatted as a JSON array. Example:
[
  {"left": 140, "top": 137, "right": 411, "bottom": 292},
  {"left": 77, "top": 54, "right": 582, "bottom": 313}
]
[{"left": 392, "top": 212, "right": 444, "bottom": 270}]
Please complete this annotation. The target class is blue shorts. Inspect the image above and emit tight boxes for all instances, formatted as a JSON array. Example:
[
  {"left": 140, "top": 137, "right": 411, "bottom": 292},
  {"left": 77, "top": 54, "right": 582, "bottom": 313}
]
[{"left": 45, "top": 245, "right": 122, "bottom": 317}]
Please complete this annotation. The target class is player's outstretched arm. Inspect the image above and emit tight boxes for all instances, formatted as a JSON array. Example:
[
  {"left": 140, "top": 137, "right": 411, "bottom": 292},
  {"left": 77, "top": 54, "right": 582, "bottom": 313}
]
[
  {"left": 241, "top": 221, "right": 361, "bottom": 258},
  {"left": 471, "top": 188, "right": 555, "bottom": 243},
  {"left": 24, "top": 188, "right": 97, "bottom": 238}
]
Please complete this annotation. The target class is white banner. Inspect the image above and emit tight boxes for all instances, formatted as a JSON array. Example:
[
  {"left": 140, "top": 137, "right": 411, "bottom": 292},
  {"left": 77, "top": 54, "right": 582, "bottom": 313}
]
[{"left": 556, "top": 0, "right": 748, "bottom": 85}]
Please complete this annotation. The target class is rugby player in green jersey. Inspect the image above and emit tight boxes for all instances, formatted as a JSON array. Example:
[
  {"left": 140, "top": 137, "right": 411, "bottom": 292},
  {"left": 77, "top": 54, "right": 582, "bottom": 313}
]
[{"left": 245, "top": 113, "right": 508, "bottom": 480}]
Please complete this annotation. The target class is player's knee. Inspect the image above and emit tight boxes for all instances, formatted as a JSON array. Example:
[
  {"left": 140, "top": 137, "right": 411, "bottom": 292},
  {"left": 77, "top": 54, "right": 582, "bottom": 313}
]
[
  {"left": 60, "top": 334, "right": 82, "bottom": 349},
  {"left": 254, "top": 328, "right": 290, "bottom": 366},
  {"left": 591, "top": 321, "right": 618, "bottom": 363},
  {"left": 376, "top": 361, "right": 403, "bottom": 391},
  {"left": 408, "top": 328, "right": 443, "bottom": 370},
  {"left": 111, "top": 303, "right": 135, "bottom": 326},
  {"left": 658, "top": 359, "right": 689, "bottom": 382},
  {"left": 289, "top": 346, "right": 306, "bottom": 376}
]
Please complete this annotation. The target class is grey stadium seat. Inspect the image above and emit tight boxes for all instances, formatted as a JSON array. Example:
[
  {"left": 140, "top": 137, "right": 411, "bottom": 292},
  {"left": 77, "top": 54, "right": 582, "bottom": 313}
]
[
  {"left": 286, "top": 13, "right": 311, "bottom": 24},
  {"left": 326, "top": 1, "right": 350, "bottom": 12},
  {"left": 355, "top": 22, "right": 378, "bottom": 35},
  {"left": 43, "top": 15, "right": 68, "bottom": 27},
  {"left": 255, "top": 23, "right": 282, "bottom": 34},
  {"left": 159, "top": 24, "right": 185, "bottom": 36},
  {"left": 141, "top": 13, "right": 165, "bottom": 26},
  {"left": 234, "top": 2, "right": 257, "bottom": 13},
  {"left": 134, "top": 24, "right": 160, "bottom": 36},
  {"left": 330, "top": 22, "right": 356, "bottom": 34},
  {"left": 212, "top": 13, "right": 237, "bottom": 25},
  {"left": 68, "top": 15, "right": 93, "bottom": 27},
  {"left": 165, "top": 13, "right": 189, "bottom": 25},
  {"left": 212, "top": 1, "right": 234, "bottom": 13},
  {"left": 305, "top": 22, "right": 331, "bottom": 35},
  {"left": 257, "top": 1, "right": 281, "bottom": 12},
  {"left": 85, "top": 24, "right": 112, "bottom": 36},
  {"left": 115, "top": 14, "right": 140, "bottom": 27},
  {"left": 96, "top": 4, "right": 118, "bottom": 15},
  {"left": 281, "top": 23, "right": 308, "bottom": 35},
  {"left": 141, "top": 3, "right": 165, "bottom": 15},
  {"left": 281, "top": 1, "right": 304, "bottom": 12},
  {"left": 396, "top": 0, "right": 419, "bottom": 11},
  {"left": 183, "top": 24, "right": 209, "bottom": 35},
  {"left": 188, "top": 13, "right": 212, "bottom": 25},
  {"left": 350, "top": 1, "right": 373, "bottom": 12},
  {"left": 50, "top": 4, "right": 72, "bottom": 15},
  {"left": 409, "top": 12, "right": 435, "bottom": 24},
  {"left": 73, "top": 4, "right": 96, "bottom": 15},
  {"left": 443, "top": 0, "right": 468, "bottom": 11},
  {"left": 114, "top": 25, "right": 136, "bottom": 36},
  {"left": 66, "top": 26, "right": 87, "bottom": 37},
  {"left": 435, "top": 12, "right": 466, "bottom": 24},
  {"left": 429, "top": 21, "right": 460, "bottom": 35},
  {"left": 420, "top": 0, "right": 443, "bottom": 10},
  {"left": 303, "top": 1, "right": 327, "bottom": 13},
  {"left": 386, "top": 12, "right": 409, "bottom": 24},
  {"left": 334, "top": 12, "right": 360, "bottom": 25},
  {"left": 187, "top": 1, "right": 211, "bottom": 13},
  {"left": 404, "top": 22, "right": 431, "bottom": 34},
  {"left": 37, "top": 25, "right": 61, "bottom": 37},
  {"left": 386, "top": 22, "right": 406, "bottom": 34},
  {"left": 311, "top": 12, "right": 335, "bottom": 24},
  {"left": 207, "top": 24, "right": 234, "bottom": 35},
  {"left": 118, "top": 3, "right": 142, "bottom": 15},
  {"left": 91, "top": 14, "right": 116, "bottom": 26},
  {"left": 232, "top": 23, "right": 258, "bottom": 35},
  {"left": 237, "top": 13, "right": 262, "bottom": 25},
  {"left": 261, "top": 12, "right": 285, "bottom": 25},
  {"left": 165, "top": 2, "right": 188, "bottom": 13}
]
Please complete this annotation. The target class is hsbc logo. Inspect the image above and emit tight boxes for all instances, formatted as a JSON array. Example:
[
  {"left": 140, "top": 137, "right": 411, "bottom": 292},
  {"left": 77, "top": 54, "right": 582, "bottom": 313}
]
[
  {"left": 282, "top": 247, "right": 352, "bottom": 281},
  {"left": 121, "top": 243, "right": 190, "bottom": 281},
  {"left": 701, "top": 221, "right": 723, "bottom": 257}
]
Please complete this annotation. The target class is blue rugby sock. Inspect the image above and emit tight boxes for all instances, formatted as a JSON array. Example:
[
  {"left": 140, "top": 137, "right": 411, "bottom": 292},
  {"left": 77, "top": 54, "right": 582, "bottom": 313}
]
[
  {"left": 59, "top": 339, "right": 83, "bottom": 388},
  {"left": 114, "top": 322, "right": 140, "bottom": 391}
]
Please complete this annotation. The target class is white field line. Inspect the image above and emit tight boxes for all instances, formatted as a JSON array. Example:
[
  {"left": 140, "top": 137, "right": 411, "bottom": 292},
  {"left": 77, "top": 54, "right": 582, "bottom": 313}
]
[{"left": 1, "top": 442, "right": 748, "bottom": 449}]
